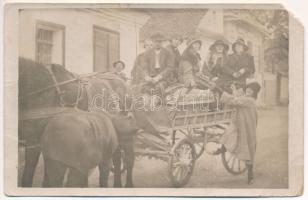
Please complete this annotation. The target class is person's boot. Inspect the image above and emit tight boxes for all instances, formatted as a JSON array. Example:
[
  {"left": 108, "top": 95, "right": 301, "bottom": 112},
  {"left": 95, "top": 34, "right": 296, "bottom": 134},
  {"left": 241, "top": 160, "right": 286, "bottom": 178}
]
[{"left": 247, "top": 163, "right": 254, "bottom": 184}]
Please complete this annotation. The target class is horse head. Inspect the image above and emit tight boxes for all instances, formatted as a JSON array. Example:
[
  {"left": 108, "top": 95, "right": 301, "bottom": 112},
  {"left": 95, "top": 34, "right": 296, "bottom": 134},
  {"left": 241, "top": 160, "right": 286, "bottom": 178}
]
[{"left": 18, "top": 57, "right": 57, "bottom": 110}]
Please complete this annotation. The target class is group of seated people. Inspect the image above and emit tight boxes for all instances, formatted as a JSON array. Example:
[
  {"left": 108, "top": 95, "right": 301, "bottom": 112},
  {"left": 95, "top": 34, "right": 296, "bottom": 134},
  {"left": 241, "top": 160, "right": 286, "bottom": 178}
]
[
  {"left": 127, "top": 33, "right": 261, "bottom": 185},
  {"left": 129, "top": 33, "right": 256, "bottom": 96}
]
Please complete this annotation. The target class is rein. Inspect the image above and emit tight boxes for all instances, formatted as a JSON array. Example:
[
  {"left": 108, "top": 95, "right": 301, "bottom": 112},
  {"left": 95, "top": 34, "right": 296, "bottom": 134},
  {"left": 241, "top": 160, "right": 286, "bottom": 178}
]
[
  {"left": 22, "top": 66, "right": 129, "bottom": 111},
  {"left": 21, "top": 71, "right": 100, "bottom": 99}
]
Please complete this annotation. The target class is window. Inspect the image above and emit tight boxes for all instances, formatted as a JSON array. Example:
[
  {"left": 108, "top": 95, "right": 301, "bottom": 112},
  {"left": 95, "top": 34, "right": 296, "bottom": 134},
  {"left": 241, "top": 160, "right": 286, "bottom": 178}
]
[
  {"left": 36, "top": 21, "right": 65, "bottom": 66},
  {"left": 93, "top": 26, "right": 120, "bottom": 72}
]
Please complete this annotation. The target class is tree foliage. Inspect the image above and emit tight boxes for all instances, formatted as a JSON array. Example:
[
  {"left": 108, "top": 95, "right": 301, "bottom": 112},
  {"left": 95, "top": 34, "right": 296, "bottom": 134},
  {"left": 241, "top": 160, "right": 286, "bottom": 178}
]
[
  {"left": 252, "top": 10, "right": 289, "bottom": 74},
  {"left": 230, "top": 9, "right": 289, "bottom": 74}
]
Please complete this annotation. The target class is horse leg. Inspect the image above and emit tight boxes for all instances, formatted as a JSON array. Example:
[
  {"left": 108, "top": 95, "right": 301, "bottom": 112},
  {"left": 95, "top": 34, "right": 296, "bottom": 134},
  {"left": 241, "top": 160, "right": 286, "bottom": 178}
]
[
  {"left": 124, "top": 144, "right": 135, "bottom": 188},
  {"left": 21, "top": 145, "right": 41, "bottom": 187},
  {"left": 66, "top": 168, "right": 88, "bottom": 187},
  {"left": 98, "top": 160, "right": 111, "bottom": 187},
  {"left": 43, "top": 157, "right": 66, "bottom": 187},
  {"left": 112, "top": 148, "right": 122, "bottom": 188},
  {"left": 42, "top": 155, "right": 49, "bottom": 187}
]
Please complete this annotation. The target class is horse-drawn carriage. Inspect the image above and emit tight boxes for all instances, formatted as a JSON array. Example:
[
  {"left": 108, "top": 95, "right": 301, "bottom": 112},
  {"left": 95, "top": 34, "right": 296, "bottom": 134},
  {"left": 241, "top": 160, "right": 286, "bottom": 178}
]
[
  {"left": 130, "top": 86, "right": 247, "bottom": 187},
  {"left": 19, "top": 58, "right": 247, "bottom": 187}
]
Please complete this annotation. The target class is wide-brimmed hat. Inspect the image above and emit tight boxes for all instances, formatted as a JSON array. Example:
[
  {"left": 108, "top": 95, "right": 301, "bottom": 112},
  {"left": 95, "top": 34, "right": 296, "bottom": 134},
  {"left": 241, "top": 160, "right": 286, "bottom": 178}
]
[
  {"left": 113, "top": 60, "right": 125, "bottom": 69},
  {"left": 232, "top": 38, "right": 249, "bottom": 52},
  {"left": 246, "top": 82, "right": 261, "bottom": 99},
  {"left": 186, "top": 38, "right": 202, "bottom": 47},
  {"left": 150, "top": 33, "right": 166, "bottom": 42},
  {"left": 209, "top": 40, "right": 229, "bottom": 52}
]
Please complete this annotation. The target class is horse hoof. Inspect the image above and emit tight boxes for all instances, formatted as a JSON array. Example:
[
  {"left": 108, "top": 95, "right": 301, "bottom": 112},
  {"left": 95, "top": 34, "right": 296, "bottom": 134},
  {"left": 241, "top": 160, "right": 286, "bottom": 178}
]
[{"left": 125, "top": 184, "right": 134, "bottom": 188}]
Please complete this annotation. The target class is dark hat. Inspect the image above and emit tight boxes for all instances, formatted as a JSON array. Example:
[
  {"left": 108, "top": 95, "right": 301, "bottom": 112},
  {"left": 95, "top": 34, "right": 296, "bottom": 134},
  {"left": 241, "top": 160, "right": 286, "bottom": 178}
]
[
  {"left": 209, "top": 40, "right": 229, "bottom": 52},
  {"left": 150, "top": 33, "right": 166, "bottom": 42},
  {"left": 113, "top": 60, "right": 125, "bottom": 69},
  {"left": 246, "top": 82, "right": 261, "bottom": 99},
  {"left": 186, "top": 38, "right": 202, "bottom": 47},
  {"left": 232, "top": 38, "right": 249, "bottom": 52}
]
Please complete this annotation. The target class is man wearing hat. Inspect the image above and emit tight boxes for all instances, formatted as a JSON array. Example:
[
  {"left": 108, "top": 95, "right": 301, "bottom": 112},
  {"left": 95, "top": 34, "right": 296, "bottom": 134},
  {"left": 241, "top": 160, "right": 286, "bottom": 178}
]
[
  {"left": 203, "top": 39, "right": 229, "bottom": 81},
  {"left": 165, "top": 34, "right": 183, "bottom": 84},
  {"left": 131, "top": 39, "right": 153, "bottom": 84},
  {"left": 141, "top": 33, "right": 173, "bottom": 95},
  {"left": 220, "top": 38, "right": 255, "bottom": 91},
  {"left": 110, "top": 60, "right": 127, "bottom": 81}
]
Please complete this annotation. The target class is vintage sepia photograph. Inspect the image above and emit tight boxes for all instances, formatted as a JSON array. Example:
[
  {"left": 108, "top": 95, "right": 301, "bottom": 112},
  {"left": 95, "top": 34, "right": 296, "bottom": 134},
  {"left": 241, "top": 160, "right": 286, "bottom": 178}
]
[{"left": 3, "top": 2, "right": 304, "bottom": 197}]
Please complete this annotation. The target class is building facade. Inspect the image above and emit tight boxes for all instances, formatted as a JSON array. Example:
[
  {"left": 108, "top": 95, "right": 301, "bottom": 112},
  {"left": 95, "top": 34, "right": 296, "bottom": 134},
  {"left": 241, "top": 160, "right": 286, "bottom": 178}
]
[{"left": 19, "top": 8, "right": 149, "bottom": 75}]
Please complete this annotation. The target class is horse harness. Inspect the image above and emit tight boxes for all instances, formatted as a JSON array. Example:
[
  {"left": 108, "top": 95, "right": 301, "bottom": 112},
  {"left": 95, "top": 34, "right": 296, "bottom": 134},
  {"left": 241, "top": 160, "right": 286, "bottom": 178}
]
[
  {"left": 44, "top": 64, "right": 87, "bottom": 108},
  {"left": 22, "top": 64, "right": 125, "bottom": 112}
]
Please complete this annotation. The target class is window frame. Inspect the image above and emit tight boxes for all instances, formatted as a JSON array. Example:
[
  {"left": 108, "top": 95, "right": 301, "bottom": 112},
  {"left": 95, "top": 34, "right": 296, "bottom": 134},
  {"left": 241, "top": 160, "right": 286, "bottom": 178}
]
[
  {"left": 93, "top": 25, "right": 120, "bottom": 72},
  {"left": 35, "top": 20, "right": 65, "bottom": 66}
]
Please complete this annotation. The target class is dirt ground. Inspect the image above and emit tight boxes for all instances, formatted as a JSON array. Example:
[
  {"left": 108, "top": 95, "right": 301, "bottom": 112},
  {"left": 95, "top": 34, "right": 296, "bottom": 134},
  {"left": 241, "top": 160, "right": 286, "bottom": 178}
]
[{"left": 19, "top": 106, "right": 288, "bottom": 188}]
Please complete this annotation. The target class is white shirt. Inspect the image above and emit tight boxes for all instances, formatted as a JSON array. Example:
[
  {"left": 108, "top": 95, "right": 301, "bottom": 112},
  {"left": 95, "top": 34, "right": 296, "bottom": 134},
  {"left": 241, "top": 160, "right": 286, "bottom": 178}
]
[{"left": 154, "top": 49, "right": 161, "bottom": 69}]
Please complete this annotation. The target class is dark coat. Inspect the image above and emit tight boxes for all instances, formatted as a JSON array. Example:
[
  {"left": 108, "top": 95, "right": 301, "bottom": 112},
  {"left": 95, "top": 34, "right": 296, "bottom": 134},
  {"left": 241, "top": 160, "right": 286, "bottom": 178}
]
[
  {"left": 166, "top": 44, "right": 181, "bottom": 68},
  {"left": 166, "top": 44, "right": 181, "bottom": 83},
  {"left": 222, "top": 53, "right": 255, "bottom": 81},
  {"left": 142, "top": 47, "right": 173, "bottom": 79},
  {"left": 220, "top": 52, "right": 255, "bottom": 86},
  {"left": 131, "top": 52, "right": 146, "bottom": 84},
  {"left": 220, "top": 92, "right": 258, "bottom": 161},
  {"left": 202, "top": 53, "right": 228, "bottom": 79}
]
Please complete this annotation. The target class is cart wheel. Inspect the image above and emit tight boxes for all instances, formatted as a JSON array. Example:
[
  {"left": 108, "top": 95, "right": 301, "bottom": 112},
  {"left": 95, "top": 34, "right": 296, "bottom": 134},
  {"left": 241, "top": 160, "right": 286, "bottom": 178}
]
[
  {"left": 168, "top": 138, "right": 196, "bottom": 187},
  {"left": 110, "top": 150, "right": 127, "bottom": 174},
  {"left": 221, "top": 150, "right": 247, "bottom": 175}
]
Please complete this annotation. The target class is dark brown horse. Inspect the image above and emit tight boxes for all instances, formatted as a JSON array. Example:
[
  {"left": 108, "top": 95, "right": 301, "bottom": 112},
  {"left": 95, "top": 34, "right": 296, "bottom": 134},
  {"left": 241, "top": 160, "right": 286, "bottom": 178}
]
[
  {"left": 41, "top": 111, "right": 137, "bottom": 187},
  {"left": 19, "top": 57, "right": 135, "bottom": 187}
]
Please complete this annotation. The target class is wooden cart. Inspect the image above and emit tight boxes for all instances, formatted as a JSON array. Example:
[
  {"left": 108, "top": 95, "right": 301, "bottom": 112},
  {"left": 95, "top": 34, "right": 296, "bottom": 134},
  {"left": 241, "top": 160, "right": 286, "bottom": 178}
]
[{"left": 134, "top": 102, "right": 247, "bottom": 187}]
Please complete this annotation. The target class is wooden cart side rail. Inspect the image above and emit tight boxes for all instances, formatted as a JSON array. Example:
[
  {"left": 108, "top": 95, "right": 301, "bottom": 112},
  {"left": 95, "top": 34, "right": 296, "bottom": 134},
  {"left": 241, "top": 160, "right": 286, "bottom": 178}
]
[
  {"left": 171, "top": 109, "right": 236, "bottom": 129},
  {"left": 171, "top": 119, "right": 233, "bottom": 131}
]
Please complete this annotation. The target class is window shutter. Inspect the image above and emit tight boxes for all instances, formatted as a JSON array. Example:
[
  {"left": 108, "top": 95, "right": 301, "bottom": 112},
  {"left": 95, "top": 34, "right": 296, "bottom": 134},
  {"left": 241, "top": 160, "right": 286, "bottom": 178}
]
[
  {"left": 93, "top": 27, "right": 120, "bottom": 72},
  {"left": 94, "top": 29, "right": 109, "bottom": 72},
  {"left": 108, "top": 33, "right": 120, "bottom": 67}
]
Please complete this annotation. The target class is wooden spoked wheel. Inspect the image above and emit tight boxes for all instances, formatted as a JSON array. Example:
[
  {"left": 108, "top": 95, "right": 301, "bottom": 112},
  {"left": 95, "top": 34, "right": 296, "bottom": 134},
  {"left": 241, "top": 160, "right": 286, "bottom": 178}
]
[
  {"left": 194, "top": 141, "right": 205, "bottom": 159},
  {"left": 175, "top": 129, "right": 205, "bottom": 160},
  {"left": 221, "top": 150, "right": 247, "bottom": 175},
  {"left": 168, "top": 138, "right": 196, "bottom": 187}
]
